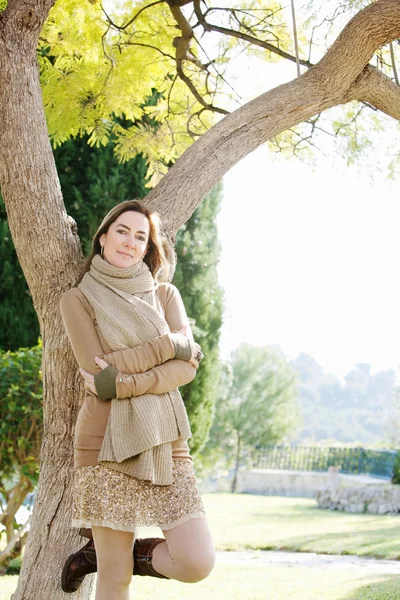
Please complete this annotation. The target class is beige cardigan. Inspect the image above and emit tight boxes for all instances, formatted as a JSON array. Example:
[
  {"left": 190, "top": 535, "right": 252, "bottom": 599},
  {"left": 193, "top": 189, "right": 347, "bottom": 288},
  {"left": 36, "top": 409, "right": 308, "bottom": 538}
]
[{"left": 60, "top": 283, "right": 195, "bottom": 469}]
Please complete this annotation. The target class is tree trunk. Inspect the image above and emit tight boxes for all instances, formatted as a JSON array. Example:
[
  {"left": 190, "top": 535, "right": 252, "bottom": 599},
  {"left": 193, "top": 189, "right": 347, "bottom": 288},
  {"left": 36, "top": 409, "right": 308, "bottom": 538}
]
[
  {"left": 0, "top": 2, "right": 91, "bottom": 598},
  {"left": 231, "top": 433, "right": 241, "bottom": 494},
  {"left": 0, "top": 0, "right": 398, "bottom": 598}
]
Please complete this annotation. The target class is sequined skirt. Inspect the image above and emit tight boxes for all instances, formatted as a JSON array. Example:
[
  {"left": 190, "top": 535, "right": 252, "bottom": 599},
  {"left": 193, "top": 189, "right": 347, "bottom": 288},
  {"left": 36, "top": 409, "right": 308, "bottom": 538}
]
[{"left": 72, "top": 460, "right": 206, "bottom": 533}]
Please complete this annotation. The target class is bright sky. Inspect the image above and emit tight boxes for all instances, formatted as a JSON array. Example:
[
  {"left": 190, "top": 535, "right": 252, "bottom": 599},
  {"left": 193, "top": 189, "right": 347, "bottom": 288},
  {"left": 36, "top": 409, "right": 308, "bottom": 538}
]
[
  {"left": 218, "top": 150, "right": 400, "bottom": 380},
  {"left": 216, "top": 7, "right": 400, "bottom": 380}
]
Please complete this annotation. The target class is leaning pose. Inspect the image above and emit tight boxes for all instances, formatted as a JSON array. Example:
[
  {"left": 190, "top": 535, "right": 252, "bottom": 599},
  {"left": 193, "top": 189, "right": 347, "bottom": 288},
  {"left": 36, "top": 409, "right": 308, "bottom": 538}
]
[{"left": 60, "top": 200, "right": 215, "bottom": 599}]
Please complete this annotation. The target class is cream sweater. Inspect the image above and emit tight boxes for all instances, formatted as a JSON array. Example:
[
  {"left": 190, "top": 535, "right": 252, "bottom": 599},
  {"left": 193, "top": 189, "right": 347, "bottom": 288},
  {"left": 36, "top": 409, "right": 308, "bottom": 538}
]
[{"left": 60, "top": 283, "right": 195, "bottom": 469}]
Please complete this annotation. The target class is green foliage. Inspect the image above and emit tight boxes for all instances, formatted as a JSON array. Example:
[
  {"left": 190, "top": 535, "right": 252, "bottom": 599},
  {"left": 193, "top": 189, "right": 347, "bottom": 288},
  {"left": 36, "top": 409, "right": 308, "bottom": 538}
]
[
  {"left": 5, "top": 555, "right": 22, "bottom": 576},
  {"left": 39, "top": 0, "right": 215, "bottom": 171},
  {"left": 0, "top": 345, "right": 40, "bottom": 570},
  {"left": 391, "top": 450, "right": 400, "bottom": 485},
  {"left": 0, "top": 343, "right": 41, "bottom": 566},
  {"left": 0, "top": 196, "right": 40, "bottom": 350},
  {"left": 344, "top": 0, "right": 372, "bottom": 8},
  {"left": 54, "top": 134, "right": 149, "bottom": 254},
  {"left": 0, "top": 342, "right": 42, "bottom": 482},
  {"left": 37, "top": 0, "right": 299, "bottom": 179},
  {"left": 201, "top": 343, "right": 299, "bottom": 480},
  {"left": 173, "top": 184, "right": 224, "bottom": 454},
  {"left": 386, "top": 383, "right": 400, "bottom": 448},
  {"left": 18, "top": 0, "right": 400, "bottom": 181}
]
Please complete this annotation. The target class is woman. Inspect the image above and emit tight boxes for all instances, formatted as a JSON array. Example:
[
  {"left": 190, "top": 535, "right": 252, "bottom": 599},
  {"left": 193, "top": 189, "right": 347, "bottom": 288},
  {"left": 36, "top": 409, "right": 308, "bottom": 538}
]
[{"left": 60, "top": 200, "right": 215, "bottom": 599}]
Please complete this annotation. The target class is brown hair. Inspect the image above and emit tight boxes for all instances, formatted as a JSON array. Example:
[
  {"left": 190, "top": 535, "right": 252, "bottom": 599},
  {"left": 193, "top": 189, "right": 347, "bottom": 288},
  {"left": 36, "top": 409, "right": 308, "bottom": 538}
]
[{"left": 76, "top": 199, "right": 170, "bottom": 284}]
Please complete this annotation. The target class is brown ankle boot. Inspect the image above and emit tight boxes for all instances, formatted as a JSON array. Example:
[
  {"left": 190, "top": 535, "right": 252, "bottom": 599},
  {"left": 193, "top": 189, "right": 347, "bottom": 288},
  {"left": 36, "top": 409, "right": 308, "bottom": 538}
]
[
  {"left": 133, "top": 537, "right": 169, "bottom": 579},
  {"left": 61, "top": 538, "right": 97, "bottom": 593},
  {"left": 61, "top": 535, "right": 169, "bottom": 592}
]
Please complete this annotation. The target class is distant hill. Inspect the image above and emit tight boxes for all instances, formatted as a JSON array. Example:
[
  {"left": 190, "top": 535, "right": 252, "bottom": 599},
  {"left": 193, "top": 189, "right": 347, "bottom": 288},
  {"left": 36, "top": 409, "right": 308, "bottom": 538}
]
[{"left": 291, "top": 353, "right": 396, "bottom": 445}]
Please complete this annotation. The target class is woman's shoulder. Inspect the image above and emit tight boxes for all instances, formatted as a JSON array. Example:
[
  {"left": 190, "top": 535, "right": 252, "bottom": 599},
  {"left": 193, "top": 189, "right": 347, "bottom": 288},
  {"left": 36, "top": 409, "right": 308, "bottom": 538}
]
[
  {"left": 156, "top": 282, "right": 181, "bottom": 305},
  {"left": 60, "top": 287, "right": 92, "bottom": 314},
  {"left": 157, "top": 281, "right": 179, "bottom": 294},
  {"left": 61, "top": 286, "right": 84, "bottom": 304}
]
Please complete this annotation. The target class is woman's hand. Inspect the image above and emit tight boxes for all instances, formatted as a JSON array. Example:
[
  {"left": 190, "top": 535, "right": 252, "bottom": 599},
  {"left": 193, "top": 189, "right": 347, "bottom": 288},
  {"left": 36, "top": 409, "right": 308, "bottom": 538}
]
[
  {"left": 178, "top": 326, "right": 204, "bottom": 369},
  {"left": 79, "top": 357, "right": 109, "bottom": 395},
  {"left": 188, "top": 342, "right": 202, "bottom": 369}
]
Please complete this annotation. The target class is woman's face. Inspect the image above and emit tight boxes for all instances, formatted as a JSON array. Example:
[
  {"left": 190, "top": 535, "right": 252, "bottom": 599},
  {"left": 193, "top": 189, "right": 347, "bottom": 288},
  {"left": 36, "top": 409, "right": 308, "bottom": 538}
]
[{"left": 99, "top": 210, "right": 150, "bottom": 269}]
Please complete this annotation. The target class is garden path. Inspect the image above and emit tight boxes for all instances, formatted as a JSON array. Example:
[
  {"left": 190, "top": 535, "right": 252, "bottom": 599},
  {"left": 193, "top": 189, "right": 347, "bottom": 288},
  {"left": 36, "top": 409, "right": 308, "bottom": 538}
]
[{"left": 217, "top": 551, "right": 400, "bottom": 574}]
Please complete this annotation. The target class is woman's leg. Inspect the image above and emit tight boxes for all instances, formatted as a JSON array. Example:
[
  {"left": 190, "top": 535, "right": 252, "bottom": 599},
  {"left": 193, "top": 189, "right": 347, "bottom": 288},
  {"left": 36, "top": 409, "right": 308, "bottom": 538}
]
[
  {"left": 151, "top": 517, "right": 215, "bottom": 583},
  {"left": 92, "top": 526, "right": 134, "bottom": 600}
]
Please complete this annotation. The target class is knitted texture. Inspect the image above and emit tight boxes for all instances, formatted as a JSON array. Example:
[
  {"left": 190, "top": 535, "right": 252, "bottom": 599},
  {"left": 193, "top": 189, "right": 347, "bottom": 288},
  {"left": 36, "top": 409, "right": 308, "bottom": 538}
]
[{"left": 78, "top": 255, "right": 191, "bottom": 485}]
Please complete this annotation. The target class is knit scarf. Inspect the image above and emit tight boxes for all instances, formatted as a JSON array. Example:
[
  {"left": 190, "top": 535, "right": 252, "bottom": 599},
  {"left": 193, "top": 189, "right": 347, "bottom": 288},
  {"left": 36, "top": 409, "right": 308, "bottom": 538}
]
[{"left": 78, "top": 254, "right": 191, "bottom": 485}]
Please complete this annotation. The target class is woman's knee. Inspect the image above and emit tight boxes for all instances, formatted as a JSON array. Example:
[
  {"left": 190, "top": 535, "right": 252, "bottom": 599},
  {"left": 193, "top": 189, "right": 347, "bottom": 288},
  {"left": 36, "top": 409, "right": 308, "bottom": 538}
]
[
  {"left": 175, "top": 547, "right": 216, "bottom": 583},
  {"left": 162, "top": 517, "right": 216, "bottom": 582}
]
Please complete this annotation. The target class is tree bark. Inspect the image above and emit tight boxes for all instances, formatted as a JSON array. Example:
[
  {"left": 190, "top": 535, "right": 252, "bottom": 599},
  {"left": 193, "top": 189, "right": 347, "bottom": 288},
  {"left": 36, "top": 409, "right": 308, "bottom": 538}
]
[{"left": 0, "top": 0, "right": 398, "bottom": 598}]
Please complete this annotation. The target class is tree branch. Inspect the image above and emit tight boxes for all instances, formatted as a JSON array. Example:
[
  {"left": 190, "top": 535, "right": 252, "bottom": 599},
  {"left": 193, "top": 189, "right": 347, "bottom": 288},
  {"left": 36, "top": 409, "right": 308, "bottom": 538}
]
[
  {"left": 310, "top": 0, "right": 400, "bottom": 96},
  {"left": 290, "top": 0, "right": 301, "bottom": 76},
  {"left": 193, "top": 0, "right": 314, "bottom": 69},
  {"left": 347, "top": 64, "right": 400, "bottom": 120},
  {"left": 121, "top": 41, "right": 175, "bottom": 61},
  {"left": 389, "top": 41, "right": 399, "bottom": 85},
  {"left": 167, "top": 0, "right": 229, "bottom": 115},
  {"left": 101, "top": 1, "right": 164, "bottom": 32},
  {"left": 0, "top": 516, "right": 31, "bottom": 565},
  {"left": 146, "top": 0, "right": 400, "bottom": 231}
]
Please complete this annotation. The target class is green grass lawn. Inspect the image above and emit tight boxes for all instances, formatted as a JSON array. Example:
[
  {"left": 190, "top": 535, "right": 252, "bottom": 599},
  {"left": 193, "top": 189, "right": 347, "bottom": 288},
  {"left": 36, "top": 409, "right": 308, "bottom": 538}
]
[
  {"left": 2, "top": 565, "right": 400, "bottom": 600},
  {"left": 129, "top": 566, "right": 400, "bottom": 600},
  {"left": 200, "top": 493, "right": 400, "bottom": 559},
  {"left": 2, "top": 493, "right": 400, "bottom": 599}
]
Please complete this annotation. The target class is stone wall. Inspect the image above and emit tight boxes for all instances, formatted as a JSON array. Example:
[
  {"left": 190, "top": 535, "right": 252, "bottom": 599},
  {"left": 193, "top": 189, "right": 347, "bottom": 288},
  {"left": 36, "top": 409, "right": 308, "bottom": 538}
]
[
  {"left": 316, "top": 484, "right": 400, "bottom": 514},
  {"left": 235, "top": 468, "right": 386, "bottom": 499}
]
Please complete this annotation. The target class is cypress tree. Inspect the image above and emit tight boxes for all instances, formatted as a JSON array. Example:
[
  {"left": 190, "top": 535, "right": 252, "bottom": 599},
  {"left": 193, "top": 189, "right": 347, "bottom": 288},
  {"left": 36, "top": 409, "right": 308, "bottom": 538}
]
[
  {"left": 0, "top": 197, "right": 39, "bottom": 349},
  {"left": 173, "top": 183, "right": 224, "bottom": 453},
  {"left": 54, "top": 136, "right": 149, "bottom": 254}
]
